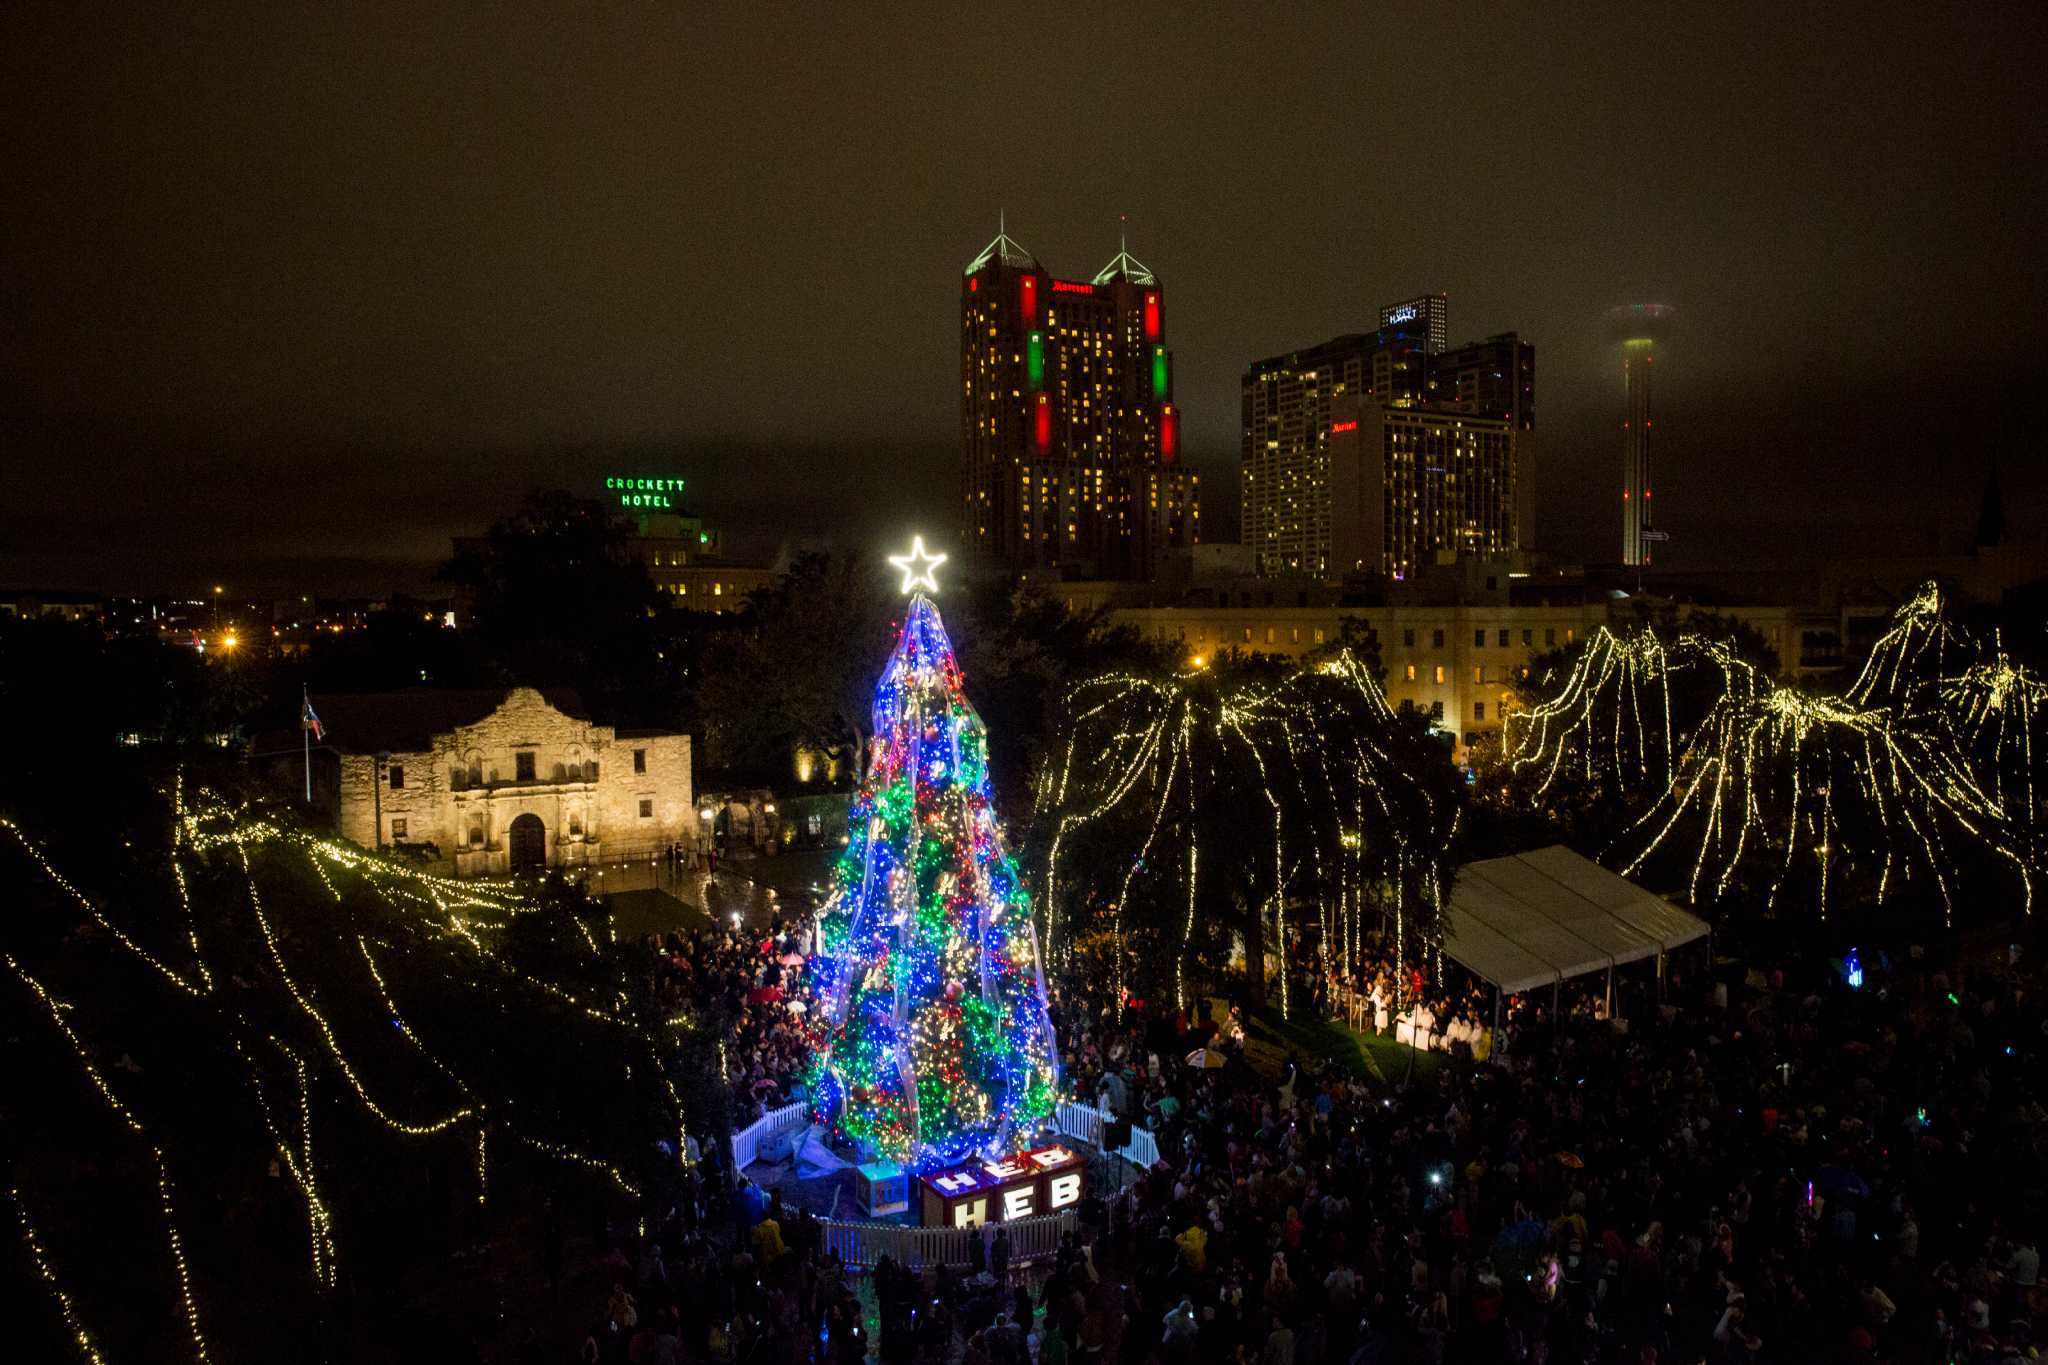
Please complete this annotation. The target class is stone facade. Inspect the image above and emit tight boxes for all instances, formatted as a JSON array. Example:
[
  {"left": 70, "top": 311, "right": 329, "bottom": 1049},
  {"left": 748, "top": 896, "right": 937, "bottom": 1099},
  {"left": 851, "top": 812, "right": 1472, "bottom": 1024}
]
[{"left": 335, "top": 687, "right": 696, "bottom": 877}]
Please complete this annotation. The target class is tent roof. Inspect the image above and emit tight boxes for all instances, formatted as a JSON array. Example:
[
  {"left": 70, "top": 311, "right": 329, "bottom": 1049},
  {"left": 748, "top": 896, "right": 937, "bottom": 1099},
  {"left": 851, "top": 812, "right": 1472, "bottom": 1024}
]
[{"left": 1441, "top": 846, "right": 1708, "bottom": 994}]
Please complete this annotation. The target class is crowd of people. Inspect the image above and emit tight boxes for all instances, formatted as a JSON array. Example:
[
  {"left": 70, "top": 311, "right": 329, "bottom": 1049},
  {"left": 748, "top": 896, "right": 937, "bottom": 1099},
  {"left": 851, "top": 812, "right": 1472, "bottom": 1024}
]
[
  {"left": 1055, "top": 945, "right": 2045, "bottom": 1364},
  {"left": 1315, "top": 932, "right": 1503, "bottom": 1060},
  {"left": 571, "top": 906, "right": 2045, "bottom": 1365},
  {"left": 635, "top": 919, "right": 821, "bottom": 1126}
]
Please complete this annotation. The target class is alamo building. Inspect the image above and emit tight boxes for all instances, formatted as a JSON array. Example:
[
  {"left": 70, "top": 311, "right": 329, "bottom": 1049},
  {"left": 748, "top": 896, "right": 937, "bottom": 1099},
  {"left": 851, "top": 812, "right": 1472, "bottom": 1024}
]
[{"left": 272, "top": 687, "right": 697, "bottom": 877}]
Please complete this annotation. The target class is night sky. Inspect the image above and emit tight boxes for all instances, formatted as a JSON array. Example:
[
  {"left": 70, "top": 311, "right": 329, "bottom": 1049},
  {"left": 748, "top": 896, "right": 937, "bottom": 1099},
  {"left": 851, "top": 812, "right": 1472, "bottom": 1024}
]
[{"left": 5, "top": 3, "right": 2044, "bottom": 596}]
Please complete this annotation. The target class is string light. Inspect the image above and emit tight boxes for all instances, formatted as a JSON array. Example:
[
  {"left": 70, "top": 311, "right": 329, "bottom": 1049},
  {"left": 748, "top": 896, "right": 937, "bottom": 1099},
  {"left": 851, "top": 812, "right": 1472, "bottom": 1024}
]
[
  {"left": 1504, "top": 583, "right": 2037, "bottom": 924},
  {"left": 9, "top": 1189, "right": 110, "bottom": 1365},
  {"left": 4, "top": 769, "right": 702, "bottom": 1358},
  {"left": 809, "top": 592, "right": 1059, "bottom": 1168},
  {"left": 2, "top": 815, "right": 204, "bottom": 997},
  {"left": 511, "top": 1133, "right": 641, "bottom": 1197},
  {"left": 237, "top": 847, "right": 478, "bottom": 1135},
  {"left": 1035, "top": 648, "right": 1454, "bottom": 1020},
  {"left": 4, "top": 953, "right": 214, "bottom": 1363}
]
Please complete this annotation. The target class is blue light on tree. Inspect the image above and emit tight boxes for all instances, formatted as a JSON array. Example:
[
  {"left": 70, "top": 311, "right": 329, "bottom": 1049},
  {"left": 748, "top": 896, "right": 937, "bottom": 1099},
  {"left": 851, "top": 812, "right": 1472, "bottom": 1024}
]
[{"left": 806, "top": 553, "right": 1058, "bottom": 1170}]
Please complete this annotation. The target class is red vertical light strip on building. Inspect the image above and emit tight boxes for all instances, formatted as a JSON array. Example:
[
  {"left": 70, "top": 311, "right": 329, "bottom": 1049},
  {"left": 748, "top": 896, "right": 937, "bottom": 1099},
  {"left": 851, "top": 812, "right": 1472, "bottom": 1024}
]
[
  {"left": 1034, "top": 394, "right": 1051, "bottom": 449},
  {"left": 1020, "top": 275, "right": 1038, "bottom": 324},
  {"left": 1143, "top": 292, "right": 1160, "bottom": 340},
  {"left": 1160, "top": 405, "right": 1177, "bottom": 463}
]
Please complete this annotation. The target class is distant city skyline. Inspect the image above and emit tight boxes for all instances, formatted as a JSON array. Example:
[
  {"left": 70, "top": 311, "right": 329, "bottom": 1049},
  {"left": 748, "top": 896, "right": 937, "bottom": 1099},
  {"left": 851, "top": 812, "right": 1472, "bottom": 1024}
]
[{"left": 3, "top": 5, "right": 2041, "bottom": 595}]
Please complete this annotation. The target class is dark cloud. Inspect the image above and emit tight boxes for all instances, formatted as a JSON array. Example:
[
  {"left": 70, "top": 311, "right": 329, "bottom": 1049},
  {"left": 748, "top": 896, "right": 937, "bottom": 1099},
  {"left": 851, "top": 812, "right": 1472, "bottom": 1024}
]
[{"left": 3, "top": 2, "right": 2043, "bottom": 594}]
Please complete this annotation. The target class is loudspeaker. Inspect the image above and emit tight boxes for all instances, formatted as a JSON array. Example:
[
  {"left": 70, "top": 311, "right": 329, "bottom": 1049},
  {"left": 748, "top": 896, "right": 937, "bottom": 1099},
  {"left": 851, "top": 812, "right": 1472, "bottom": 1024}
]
[{"left": 1103, "top": 1117, "right": 1132, "bottom": 1150}]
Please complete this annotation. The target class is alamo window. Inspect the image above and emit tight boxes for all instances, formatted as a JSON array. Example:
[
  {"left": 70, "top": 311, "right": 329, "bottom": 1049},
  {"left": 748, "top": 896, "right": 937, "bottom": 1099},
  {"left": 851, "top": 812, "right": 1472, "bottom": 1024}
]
[
  {"left": 515, "top": 751, "right": 536, "bottom": 781},
  {"left": 633, "top": 748, "right": 647, "bottom": 774},
  {"left": 638, "top": 799, "right": 653, "bottom": 818},
  {"left": 390, "top": 818, "right": 407, "bottom": 838}
]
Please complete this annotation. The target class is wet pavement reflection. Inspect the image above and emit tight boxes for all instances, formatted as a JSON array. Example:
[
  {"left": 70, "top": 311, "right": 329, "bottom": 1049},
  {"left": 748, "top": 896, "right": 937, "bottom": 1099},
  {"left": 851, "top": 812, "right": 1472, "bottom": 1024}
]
[{"left": 565, "top": 846, "right": 843, "bottom": 934}]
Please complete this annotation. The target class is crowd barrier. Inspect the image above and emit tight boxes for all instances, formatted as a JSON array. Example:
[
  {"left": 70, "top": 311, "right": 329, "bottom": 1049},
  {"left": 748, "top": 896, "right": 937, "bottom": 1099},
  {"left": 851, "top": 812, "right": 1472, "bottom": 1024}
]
[
  {"left": 818, "top": 1208, "right": 1077, "bottom": 1270},
  {"left": 728, "top": 1101, "right": 807, "bottom": 1170},
  {"left": 727, "top": 1099, "right": 1156, "bottom": 1268}
]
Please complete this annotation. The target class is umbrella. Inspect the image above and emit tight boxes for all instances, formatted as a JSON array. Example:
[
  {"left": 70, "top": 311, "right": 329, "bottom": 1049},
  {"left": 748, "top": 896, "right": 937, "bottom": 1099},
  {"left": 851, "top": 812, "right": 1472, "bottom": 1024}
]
[
  {"left": 1814, "top": 1165, "right": 1870, "bottom": 1198},
  {"left": 1554, "top": 1151, "right": 1585, "bottom": 1169},
  {"left": 779, "top": 951, "right": 806, "bottom": 967},
  {"left": 1185, "top": 1047, "right": 1228, "bottom": 1069},
  {"left": 786, "top": 999, "right": 808, "bottom": 1015}
]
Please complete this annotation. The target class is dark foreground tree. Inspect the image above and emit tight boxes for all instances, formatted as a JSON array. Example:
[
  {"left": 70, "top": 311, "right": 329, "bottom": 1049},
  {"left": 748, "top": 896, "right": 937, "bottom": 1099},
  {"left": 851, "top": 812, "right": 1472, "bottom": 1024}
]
[{"left": 437, "top": 490, "right": 678, "bottom": 725}]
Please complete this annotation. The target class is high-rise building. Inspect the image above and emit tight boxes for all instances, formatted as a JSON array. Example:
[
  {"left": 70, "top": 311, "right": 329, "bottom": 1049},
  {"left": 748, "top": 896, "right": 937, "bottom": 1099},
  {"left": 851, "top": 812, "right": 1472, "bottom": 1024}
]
[
  {"left": 1380, "top": 293, "right": 1450, "bottom": 355},
  {"left": 1325, "top": 395, "right": 1518, "bottom": 581},
  {"left": 1436, "top": 332, "right": 1536, "bottom": 548},
  {"left": 1611, "top": 304, "right": 1675, "bottom": 566},
  {"left": 1242, "top": 300, "right": 1530, "bottom": 579},
  {"left": 1434, "top": 333, "right": 1535, "bottom": 429},
  {"left": 960, "top": 226, "right": 1198, "bottom": 579},
  {"left": 1242, "top": 322, "right": 1438, "bottom": 576}
]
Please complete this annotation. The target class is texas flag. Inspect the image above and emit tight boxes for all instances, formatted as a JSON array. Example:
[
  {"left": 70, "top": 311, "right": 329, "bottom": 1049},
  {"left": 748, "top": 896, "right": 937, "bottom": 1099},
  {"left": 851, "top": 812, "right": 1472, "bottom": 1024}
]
[{"left": 301, "top": 696, "right": 325, "bottom": 741}]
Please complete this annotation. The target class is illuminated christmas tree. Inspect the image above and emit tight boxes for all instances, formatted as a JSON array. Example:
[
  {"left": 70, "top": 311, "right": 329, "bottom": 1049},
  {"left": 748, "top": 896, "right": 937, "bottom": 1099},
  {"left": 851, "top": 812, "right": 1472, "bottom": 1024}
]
[{"left": 808, "top": 539, "right": 1059, "bottom": 1170}]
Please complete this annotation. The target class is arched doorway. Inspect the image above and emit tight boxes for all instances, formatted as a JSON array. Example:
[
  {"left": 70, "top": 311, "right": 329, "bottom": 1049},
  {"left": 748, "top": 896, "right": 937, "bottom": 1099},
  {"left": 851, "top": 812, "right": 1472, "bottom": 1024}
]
[{"left": 508, "top": 814, "right": 546, "bottom": 872}]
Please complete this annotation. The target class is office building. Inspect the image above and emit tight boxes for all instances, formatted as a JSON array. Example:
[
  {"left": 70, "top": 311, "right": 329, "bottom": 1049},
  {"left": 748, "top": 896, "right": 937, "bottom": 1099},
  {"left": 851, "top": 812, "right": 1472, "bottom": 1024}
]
[
  {"left": 1380, "top": 293, "right": 1449, "bottom": 355},
  {"left": 1242, "top": 299, "right": 1528, "bottom": 580},
  {"left": 1612, "top": 304, "right": 1675, "bottom": 567},
  {"left": 1435, "top": 332, "right": 1537, "bottom": 545},
  {"left": 960, "top": 226, "right": 1198, "bottom": 580},
  {"left": 620, "top": 508, "right": 779, "bottom": 611},
  {"left": 1327, "top": 395, "right": 1519, "bottom": 581},
  {"left": 1435, "top": 333, "right": 1535, "bottom": 430},
  {"left": 1242, "top": 327, "right": 1430, "bottom": 577}
]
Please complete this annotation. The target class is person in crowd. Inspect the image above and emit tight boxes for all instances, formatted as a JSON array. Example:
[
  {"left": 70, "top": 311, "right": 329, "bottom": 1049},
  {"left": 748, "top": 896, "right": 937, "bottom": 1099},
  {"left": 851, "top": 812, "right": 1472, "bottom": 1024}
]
[{"left": 559, "top": 905, "right": 2044, "bottom": 1364}]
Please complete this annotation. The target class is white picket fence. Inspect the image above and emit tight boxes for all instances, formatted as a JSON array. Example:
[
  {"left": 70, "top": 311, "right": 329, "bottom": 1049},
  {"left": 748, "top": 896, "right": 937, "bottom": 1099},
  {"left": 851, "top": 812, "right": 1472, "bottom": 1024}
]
[
  {"left": 728, "top": 1099, "right": 1156, "bottom": 1268},
  {"left": 729, "top": 1101, "right": 808, "bottom": 1170},
  {"left": 1054, "top": 1099, "right": 1162, "bottom": 1168},
  {"left": 819, "top": 1208, "right": 1076, "bottom": 1270}
]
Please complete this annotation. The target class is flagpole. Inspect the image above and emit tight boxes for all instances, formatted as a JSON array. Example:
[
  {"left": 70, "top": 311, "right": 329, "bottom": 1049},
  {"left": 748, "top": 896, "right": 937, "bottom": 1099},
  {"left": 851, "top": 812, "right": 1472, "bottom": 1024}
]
[{"left": 303, "top": 684, "right": 312, "bottom": 802}]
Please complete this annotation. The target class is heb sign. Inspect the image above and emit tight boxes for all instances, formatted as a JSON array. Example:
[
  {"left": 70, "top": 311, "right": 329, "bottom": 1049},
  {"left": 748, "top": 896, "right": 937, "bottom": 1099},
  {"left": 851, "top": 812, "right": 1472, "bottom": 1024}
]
[{"left": 919, "top": 1144, "right": 1083, "bottom": 1228}]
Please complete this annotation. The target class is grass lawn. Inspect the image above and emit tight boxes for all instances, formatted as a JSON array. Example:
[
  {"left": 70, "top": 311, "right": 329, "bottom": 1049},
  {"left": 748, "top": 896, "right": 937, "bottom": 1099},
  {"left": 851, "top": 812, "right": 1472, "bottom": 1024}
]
[
  {"left": 1230, "top": 999, "right": 1450, "bottom": 1086},
  {"left": 600, "top": 886, "right": 713, "bottom": 940}
]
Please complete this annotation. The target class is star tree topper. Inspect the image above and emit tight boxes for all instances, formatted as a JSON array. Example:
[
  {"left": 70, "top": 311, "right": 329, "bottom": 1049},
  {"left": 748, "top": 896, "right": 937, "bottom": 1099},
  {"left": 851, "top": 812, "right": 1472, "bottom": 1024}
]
[{"left": 889, "top": 535, "right": 947, "bottom": 595}]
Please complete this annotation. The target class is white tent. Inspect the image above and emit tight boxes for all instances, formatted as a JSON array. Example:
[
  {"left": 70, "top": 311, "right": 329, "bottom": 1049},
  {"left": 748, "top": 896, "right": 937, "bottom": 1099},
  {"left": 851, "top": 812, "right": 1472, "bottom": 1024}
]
[{"left": 1441, "top": 846, "right": 1707, "bottom": 995}]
